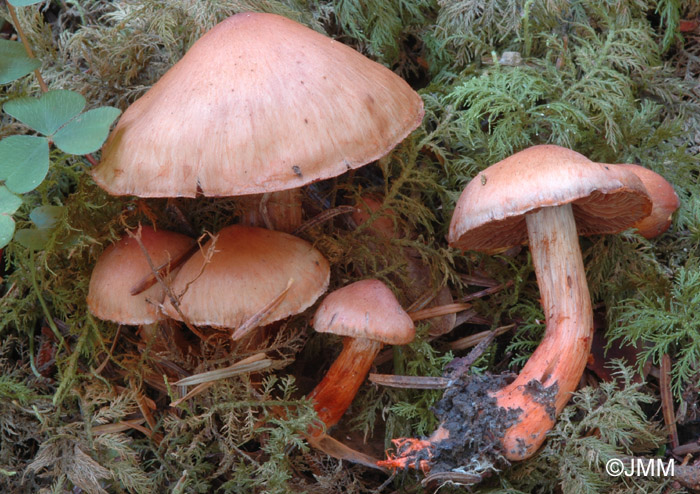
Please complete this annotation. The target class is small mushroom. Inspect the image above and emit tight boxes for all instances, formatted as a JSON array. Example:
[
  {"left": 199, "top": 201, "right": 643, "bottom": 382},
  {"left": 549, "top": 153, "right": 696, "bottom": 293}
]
[
  {"left": 615, "top": 164, "right": 679, "bottom": 239},
  {"left": 352, "top": 194, "right": 456, "bottom": 336},
  {"left": 308, "top": 279, "right": 415, "bottom": 434},
  {"left": 87, "top": 226, "right": 195, "bottom": 326},
  {"left": 87, "top": 226, "right": 197, "bottom": 365}
]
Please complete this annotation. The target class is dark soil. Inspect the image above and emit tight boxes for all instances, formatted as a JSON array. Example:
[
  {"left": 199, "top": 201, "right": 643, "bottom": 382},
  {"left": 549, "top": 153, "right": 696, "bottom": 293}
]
[{"left": 430, "top": 373, "right": 520, "bottom": 473}]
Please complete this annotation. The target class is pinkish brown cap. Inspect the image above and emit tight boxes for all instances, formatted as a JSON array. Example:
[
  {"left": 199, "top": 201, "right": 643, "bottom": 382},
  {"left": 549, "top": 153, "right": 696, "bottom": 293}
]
[
  {"left": 87, "top": 227, "right": 195, "bottom": 325},
  {"left": 448, "top": 145, "right": 653, "bottom": 251},
  {"left": 616, "top": 164, "right": 679, "bottom": 239},
  {"left": 162, "top": 225, "right": 329, "bottom": 328},
  {"left": 313, "top": 279, "right": 415, "bottom": 345},
  {"left": 92, "top": 12, "right": 424, "bottom": 198},
  {"left": 351, "top": 194, "right": 401, "bottom": 240}
]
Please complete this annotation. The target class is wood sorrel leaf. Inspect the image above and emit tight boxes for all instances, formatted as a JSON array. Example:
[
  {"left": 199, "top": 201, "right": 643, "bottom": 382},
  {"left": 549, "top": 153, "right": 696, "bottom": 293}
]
[
  {"left": 29, "top": 205, "right": 64, "bottom": 229},
  {"left": 0, "top": 186, "right": 22, "bottom": 215},
  {"left": 3, "top": 90, "right": 86, "bottom": 136},
  {"left": 52, "top": 107, "right": 122, "bottom": 155},
  {"left": 0, "top": 135, "right": 50, "bottom": 194},
  {"left": 0, "top": 214, "right": 16, "bottom": 249},
  {"left": 0, "top": 39, "right": 40, "bottom": 84},
  {"left": 8, "top": 0, "right": 46, "bottom": 5}
]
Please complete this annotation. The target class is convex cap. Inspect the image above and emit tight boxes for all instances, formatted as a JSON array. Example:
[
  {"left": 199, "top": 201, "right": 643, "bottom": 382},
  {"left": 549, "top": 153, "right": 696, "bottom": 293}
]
[
  {"left": 616, "top": 164, "right": 679, "bottom": 239},
  {"left": 92, "top": 12, "right": 424, "bottom": 198},
  {"left": 313, "top": 279, "right": 414, "bottom": 345},
  {"left": 163, "top": 225, "right": 329, "bottom": 328},
  {"left": 87, "top": 226, "right": 195, "bottom": 325},
  {"left": 448, "top": 145, "right": 652, "bottom": 251}
]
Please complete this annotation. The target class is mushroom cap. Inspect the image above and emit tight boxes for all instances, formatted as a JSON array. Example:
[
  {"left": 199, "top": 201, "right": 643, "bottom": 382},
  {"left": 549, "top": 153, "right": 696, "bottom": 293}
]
[
  {"left": 92, "top": 12, "right": 424, "bottom": 198},
  {"left": 351, "top": 194, "right": 401, "bottom": 240},
  {"left": 616, "top": 164, "right": 679, "bottom": 239},
  {"left": 87, "top": 226, "right": 195, "bottom": 325},
  {"left": 162, "top": 225, "right": 329, "bottom": 328},
  {"left": 448, "top": 145, "right": 653, "bottom": 252},
  {"left": 313, "top": 279, "right": 415, "bottom": 345}
]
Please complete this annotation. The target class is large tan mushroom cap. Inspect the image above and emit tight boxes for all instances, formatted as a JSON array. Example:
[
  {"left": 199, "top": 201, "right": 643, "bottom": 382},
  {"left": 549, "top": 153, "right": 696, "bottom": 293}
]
[
  {"left": 87, "top": 227, "right": 195, "bottom": 325},
  {"left": 448, "top": 145, "right": 653, "bottom": 251},
  {"left": 162, "top": 225, "right": 330, "bottom": 328},
  {"left": 313, "top": 279, "right": 415, "bottom": 345},
  {"left": 92, "top": 12, "right": 424, "bottom": 198}
]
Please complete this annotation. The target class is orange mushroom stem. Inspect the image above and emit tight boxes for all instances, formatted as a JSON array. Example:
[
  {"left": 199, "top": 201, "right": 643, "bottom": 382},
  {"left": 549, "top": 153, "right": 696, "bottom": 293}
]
[
  {"left": 308, "top": 336, "right": 383, "bottom": 431},
  {"left": 307, "top": 279, "right": 415, "bottom": 436},
  {"left": 494, "top": 204, "right": 592, "bottom": 458},
  {"left": 383, "top": 206, "right": 594, "bottom": 463}
]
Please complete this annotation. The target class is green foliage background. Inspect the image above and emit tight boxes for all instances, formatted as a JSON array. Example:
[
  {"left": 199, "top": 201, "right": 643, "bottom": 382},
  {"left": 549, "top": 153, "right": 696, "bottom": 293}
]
[{"left": 1, "top": 0, "right": 699, "bottom": 493}]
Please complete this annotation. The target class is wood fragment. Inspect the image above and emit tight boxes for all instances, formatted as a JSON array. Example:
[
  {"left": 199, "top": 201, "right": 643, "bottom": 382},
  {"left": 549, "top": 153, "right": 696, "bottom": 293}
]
[
  {"left": 174, "top": 353, "right": 270, "bottom": 386},
  {"left": 448, "top": 324, "right": 515, "bottom": 351},
  {"left": 409, "top": 303, "right": 472, "bottom": 321},
  {"left": 293, "top": 205, "right": 357, "bottom": 235},
  {"left": 230, "top": 279, "right": 294, "bottom": 340},
  {"left": 369, "top": 373, "right": 451, "bottom": 389},
  {"left": 660, "top": 354, "right": 679, "bottom": 449},
  {"left": 305, "top": 432, "right": 387, "bottom": 471}
]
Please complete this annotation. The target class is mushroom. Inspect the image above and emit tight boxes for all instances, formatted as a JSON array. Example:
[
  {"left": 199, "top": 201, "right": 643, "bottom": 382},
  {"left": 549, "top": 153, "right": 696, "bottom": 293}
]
[
  {"left": 88, "top": 226, "right": 195, "bottom": 327},
  {"left": 87, "top": 226, "right": 197, "bottom": 368},
  {"left": 380, "top": 145, "right": 653, "bottom": 469},
  {"left": 308, "top": 279, "right": 415, "bottom": 434},
  {"left": 352, "top": 195, "right": 456, "bottom": 336},
  {"left": 92, "top": 12, "right": 424, "bottom": 232},
  {"left": 162, "top": 225, "right": 329, "bottom": 340},
  {"left": 615, "top": 164, "right": 679, "bottom": 239},
  {"left": 446, "top": 145, "right": 652, "bottom": 460}
]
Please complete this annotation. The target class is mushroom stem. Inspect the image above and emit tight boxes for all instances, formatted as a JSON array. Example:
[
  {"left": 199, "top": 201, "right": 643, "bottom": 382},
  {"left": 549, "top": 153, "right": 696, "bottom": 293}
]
[
  {"left": 239, "top": 189, "right": 303, "bottom": 233},
  {"left": 379, "top": 204, "right": 594, "bottom": 470},
  {"left": 307, "top": 336, "right": 382, "bottom": 435},
  {"left": 494, "top": 203, "right": 593, "bottom": 460}
]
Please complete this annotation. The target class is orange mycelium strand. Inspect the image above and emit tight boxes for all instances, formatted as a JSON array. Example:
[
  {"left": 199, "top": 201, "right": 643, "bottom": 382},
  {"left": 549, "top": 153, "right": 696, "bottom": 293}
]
[{"left": 377, "top": 438, "right": 435, "bottom": 473}]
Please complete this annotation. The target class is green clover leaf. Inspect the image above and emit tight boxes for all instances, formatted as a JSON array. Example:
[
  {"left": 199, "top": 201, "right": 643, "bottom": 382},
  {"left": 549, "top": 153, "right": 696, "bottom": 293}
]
[
  {"left": 52, "top": 106, "right": 122, "bottom": 155},
  {"left": 3, "top": 90, "right": 86, "bottom": 136},
  {"left": 0, "top": 39, "right": 40, "bottom": 84},
  {"left": 0, "top": 135, "right": 50, "bottom": 194}
]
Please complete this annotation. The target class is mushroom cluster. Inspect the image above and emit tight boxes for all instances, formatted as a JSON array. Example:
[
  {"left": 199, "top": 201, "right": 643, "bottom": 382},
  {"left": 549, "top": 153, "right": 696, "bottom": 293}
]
[
  {"left": 87, "top": 10, "right": 426, "bottom": 466},
  {"left": 90, "top": 11, "right": 424, "bottom": 338},
  {"left": 87, "top": 9, "right": 681, "bottom": 483}
]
